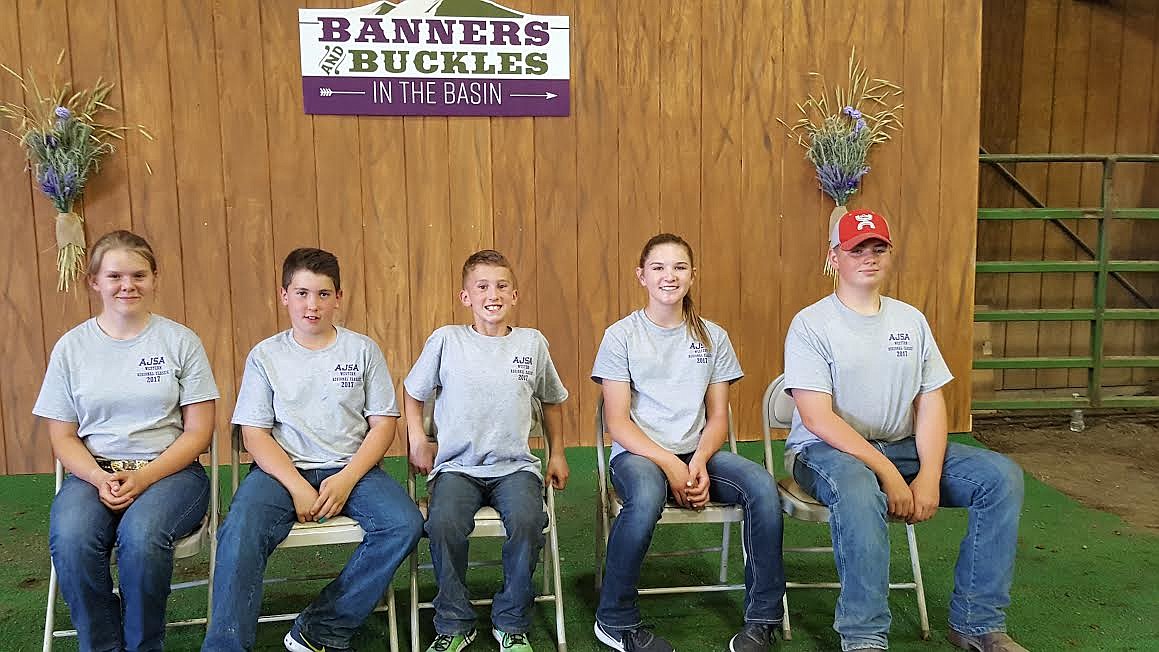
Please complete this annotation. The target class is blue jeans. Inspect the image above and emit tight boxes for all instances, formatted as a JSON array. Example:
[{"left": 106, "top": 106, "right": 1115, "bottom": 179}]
[
  {"left": 48, "top": 462, "right": 208, "bottom": 652},
  {"left": 596, "top": 450, "right": 786, "bottom": 630},
  {"left": 203, "top": 464, "right": 424, "bottom": 651},
  {"left": 425, "top": 470, "right": 548, "bottom": 635},
  {"left": 792, "top": 438, "right": 1025, "bottom": 651}
]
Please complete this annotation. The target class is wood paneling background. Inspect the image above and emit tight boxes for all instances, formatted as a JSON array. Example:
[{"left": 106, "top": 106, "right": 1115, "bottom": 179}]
[
  {"left": 978, "top": 0, "right": 1159, "bottom": 392},
  {"left": 0, "top": 0, "right": 982, "bottom": 474}
]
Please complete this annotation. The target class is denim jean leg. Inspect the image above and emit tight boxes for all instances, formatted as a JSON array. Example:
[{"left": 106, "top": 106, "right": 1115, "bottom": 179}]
[
  {"left": 297, "top": 466, "right": 424, "bottom": 647},
  {"left": 794, "top": 442, "right": 892, "bottom": 651},
  {"left": 426, "top": 471, "right": 486, "bottom": 635},
  {"left": 116, "top": 462, "right": 209, "bottom": 652},
  {"left": 489, "top": 471, "right": 548, "bottom": 634},
  {"left": 202, "top": 465, "right": 299, "bottom": 652},
  {"left": 595, "top": 452, "right": 668, "bottom": 631},
  {"left": 938, "top": 443, "right": 1023, "bottom": 635},
  {"left": 703, "top": 451, "right": 786, "bottom": 625},
  {"left": 49, "top": 474, "right": 123, "bottom": 652}
]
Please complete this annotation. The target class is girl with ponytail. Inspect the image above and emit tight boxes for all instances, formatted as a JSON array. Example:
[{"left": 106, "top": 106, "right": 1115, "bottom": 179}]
[{"left": 590, "top": 234, "right": 786, "bottom": 652}]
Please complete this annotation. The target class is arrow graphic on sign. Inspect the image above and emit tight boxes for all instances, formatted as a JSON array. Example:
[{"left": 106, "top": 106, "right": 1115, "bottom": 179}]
[
  {"left": 509, "top": 92, "right": 558, "bottom": 100},
  {"left": 319, "top": 88, "right": 366, "bottom": 96}
]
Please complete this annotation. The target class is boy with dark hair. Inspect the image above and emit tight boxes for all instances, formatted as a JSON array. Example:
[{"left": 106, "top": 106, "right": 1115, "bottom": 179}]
[
  {"left": 405, "top": 249, "right": 569, "bottom": 652},
  {"left": 205, "top": 248, "right": 424, "bottom": 652}
]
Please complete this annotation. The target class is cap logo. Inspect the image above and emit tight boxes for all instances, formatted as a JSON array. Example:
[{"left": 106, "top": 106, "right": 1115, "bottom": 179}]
[{"left": 854, "top": 213, "right": 876, "bottom": 231}]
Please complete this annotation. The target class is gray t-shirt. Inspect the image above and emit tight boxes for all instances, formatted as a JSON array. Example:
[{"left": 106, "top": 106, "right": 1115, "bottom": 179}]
[
  {"left": 233, "top": 327, "right": 399, "bottom": 469},
  {"left": 404, "top": 325, "right": 568, "bottom": 479},
  {"left": 784, "top": 294, "right": 954, "bottom": 461},
  {"left": 591, "top": 310, "right": 744, "bottom": 459},
  {"left": 33, "top": 315, "right": 220, "bottom": 460}
]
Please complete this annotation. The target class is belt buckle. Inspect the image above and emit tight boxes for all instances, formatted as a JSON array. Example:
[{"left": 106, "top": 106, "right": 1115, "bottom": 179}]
[{"left": 97, "top": 459, "right": 150, "bottom": 473}]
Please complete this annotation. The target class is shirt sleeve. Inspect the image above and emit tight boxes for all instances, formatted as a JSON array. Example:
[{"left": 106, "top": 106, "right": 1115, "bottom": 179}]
[
  {"left": 176, "top": 331, "right": 220, "bottom": 405},
  {"left": 590, "top": 326, "right": 630, "bottom": 383},
  {"left": 783, "top": 313, "right": 834, "bottom": 396},
  {"left": 403, "top": 329, "right": 445, "bottom": 401},
  {"left": 363, "top": 339, "right": 400, "bottom": 417},
  {"left": 32, "top": 341, "right": 78, "bottom": 423},
  {"left": 919, "top": 315, "right": 954, "bottom": 394},
  {"left": 709, "top": 329, "right": 744, "bottom": 384},
  {"left": 232, "top": 348, "right": 276, "bottom": 428},
  {"left": 535, "top": 334, "right": 569, "bottom": 404}
]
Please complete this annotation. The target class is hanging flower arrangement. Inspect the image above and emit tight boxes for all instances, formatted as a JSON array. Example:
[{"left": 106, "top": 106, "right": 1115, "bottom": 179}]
[
  {"left": 0, "top": 58, "right": 146, "bottom": 292},
  {"left": 779, "top": 50, "right": 903, "bottom": 275}
]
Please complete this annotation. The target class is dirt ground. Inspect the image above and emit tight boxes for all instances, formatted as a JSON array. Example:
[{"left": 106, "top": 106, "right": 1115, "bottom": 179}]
[{"left": 973, "top": 412, "right": 1159, "bottom": 532}]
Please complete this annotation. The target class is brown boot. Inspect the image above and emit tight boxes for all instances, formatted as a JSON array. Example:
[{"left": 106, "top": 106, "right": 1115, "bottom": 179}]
[{"left": 948, "top": 630, "right": 1028, "bottom": 652}]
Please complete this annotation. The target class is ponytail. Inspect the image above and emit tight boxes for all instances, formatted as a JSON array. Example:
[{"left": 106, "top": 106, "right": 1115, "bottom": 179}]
[{"left": 682, "top": 293, "right": 712, "bottom": 352}]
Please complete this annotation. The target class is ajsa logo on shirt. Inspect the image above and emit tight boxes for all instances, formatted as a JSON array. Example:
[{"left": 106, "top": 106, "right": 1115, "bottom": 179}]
[
  {"left": 136, "top": 355, "right": 172, "bottom": 384},
  {"left": 886, "top": 332, "right": 914, "bottom": 358},
  {"left": 688, "top": 341, "right": 711, "bottom": 364},
  {"left": 331, "top": 362, "right": 362, "bottom": 388},
  {"left": 510, "top": 355, "right": 533, "bottom": 381}
]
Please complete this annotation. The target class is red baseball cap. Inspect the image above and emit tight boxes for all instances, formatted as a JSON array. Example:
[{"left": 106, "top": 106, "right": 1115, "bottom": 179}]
[{"left": 830, "top": 209, "right": 893, "bottom": 251}]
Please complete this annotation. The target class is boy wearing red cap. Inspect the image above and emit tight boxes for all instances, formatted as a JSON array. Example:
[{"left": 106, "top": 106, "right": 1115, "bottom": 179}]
[{"left": 782, "top": 210, "right": 1027, "bottom": 652}]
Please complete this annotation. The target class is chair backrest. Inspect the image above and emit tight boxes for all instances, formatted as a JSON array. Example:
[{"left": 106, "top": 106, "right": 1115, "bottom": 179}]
[{"left": 762, "top": 374, "right": 796, "bottom": 432}]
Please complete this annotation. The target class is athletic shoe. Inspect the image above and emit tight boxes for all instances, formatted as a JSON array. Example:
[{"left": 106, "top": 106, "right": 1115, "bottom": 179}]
[
  {"left": 425, "top": 629, "right": 478, "bottom": 652},
  {"left": 594, "top": 621, "right": 675, "bottom": 651}
]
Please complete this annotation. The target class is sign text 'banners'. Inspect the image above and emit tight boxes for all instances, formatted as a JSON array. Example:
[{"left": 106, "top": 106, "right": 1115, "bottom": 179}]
[{"left": 299, "top": 0, "right": 570, "bottom": 117}]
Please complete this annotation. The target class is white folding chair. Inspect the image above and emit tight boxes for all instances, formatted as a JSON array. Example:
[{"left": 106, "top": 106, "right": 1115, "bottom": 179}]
[
  {"left": 229, "top": 427, "right": 400, "bottom": 652},
  {"left": 593, "top": 398, "right": 751, "bottom": 600},
  {"left": 43, "top": 439, "right": 220, "bottom": 651},
  {"left": 408, "top": 397, "right": 567, "bottom": 652},
  {"left": 762, "top": 374, "right": 930, "bottom": 641}
]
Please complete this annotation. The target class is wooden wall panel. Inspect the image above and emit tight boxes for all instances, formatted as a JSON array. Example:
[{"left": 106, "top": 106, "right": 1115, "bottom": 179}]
[
  {"left": 1, "top": 0, "right": 984, "bottom": 472},
  {"left": 941, "top": 1, "right": 983, "bottom": 429},
  {"left": 69, "top": 0, "right": 130, "bottom": 305},
  {"left": 658, "top": 2, "right": 702, "bottom": 252},
  {"left": 166, "top": 0, "right": 236, "bottom": 443},
  {"left": 573, "top": 0, "right": 620, "bottom": 444},
  {"left": 0, "top": 0, "right": 45, "bottom": 474},
  {"left": 263, "top": 0, "right": 321, "bottom": 336},
  {"left": 615, "top": 2, "right": 660, "bottom": 318},
  {"left": 700, "top": 0, "right": 745, "bottom": 412},
  {"left": 737, "top": 0, "right": 781, "bottom": 433}
]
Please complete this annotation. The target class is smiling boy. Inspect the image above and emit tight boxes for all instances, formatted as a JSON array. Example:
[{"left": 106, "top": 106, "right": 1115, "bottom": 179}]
[{"left": 404, "top": 249, "right": 569, "bottom": 652}]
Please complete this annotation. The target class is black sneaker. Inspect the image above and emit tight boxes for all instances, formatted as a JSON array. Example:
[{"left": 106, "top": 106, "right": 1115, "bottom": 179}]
[
  {"left": 728, "top": 623, "right": 776, "bottom": 651},
  {"left": 593, "top": 622, "right": 675, "bottom": 651}
]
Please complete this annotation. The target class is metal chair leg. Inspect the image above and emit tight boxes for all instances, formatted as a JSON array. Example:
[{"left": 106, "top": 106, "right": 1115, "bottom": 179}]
[
  {"left": 905, "top": 523, "right": 931, "bottom": 640},
  {"left": 42, "top": 560, "right": 58, "bottom": 652},
  {"left": 409, "top": 552, "right": 421, "bottom": 652},
  {"left": 781, "top": 593, "right": 792, "bottom": 641},
  {"left": 718, "top": 522, "right": 731, "bottom": 583}
]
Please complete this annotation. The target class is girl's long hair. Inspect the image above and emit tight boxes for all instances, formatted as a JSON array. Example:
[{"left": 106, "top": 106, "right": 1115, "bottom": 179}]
[{"left": 638, "top": 233, "right": 712, "bottom": 351}]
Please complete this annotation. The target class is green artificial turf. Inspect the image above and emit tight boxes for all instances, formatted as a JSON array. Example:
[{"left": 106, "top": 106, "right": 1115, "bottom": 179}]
[{"left": 2, "top": 437, "right": 1156, "bottom": 651}]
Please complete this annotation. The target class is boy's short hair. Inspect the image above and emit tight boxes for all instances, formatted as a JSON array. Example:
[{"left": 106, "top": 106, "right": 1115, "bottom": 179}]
[
  {"left": 282, "top": 248, "right": 341, "bottom": 292},
  {"left": 461, "top": 249, "right": 517, "bottom": 287}
]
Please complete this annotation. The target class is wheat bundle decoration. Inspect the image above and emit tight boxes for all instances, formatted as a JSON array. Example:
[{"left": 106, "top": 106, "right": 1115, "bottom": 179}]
[
  {"left": 0, "top": 55, "right": 150, "bottom": 292},
  {"left": 779, "top": 49, "right": 903, "bottom": 276}
]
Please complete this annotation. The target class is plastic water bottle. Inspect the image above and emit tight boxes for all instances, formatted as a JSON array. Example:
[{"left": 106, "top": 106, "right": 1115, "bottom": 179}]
[{"left": 1069, "top": 393, "right": 1085, "bottom": 433}]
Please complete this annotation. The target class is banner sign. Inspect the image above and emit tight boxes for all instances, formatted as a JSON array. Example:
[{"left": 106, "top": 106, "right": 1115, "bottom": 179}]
[{"left": 299, "top": 0, "right": 570, "bottom": 117}]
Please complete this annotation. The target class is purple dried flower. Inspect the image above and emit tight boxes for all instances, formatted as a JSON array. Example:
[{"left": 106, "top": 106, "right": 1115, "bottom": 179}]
[
  {"left": 39, "top": 166, "right": 61, "bottom": 198},
  {"left": 54, "top": 106, "right": 71, "bottom": 120},
  {"left": 843, "top": 106, "right": 862, "bottom": 120},
  {"left": 45, "top": 134, "right": 59, "bottom": 148},
  {"left": 854, "top": 118, "right": 867, "bottom": 133}
]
